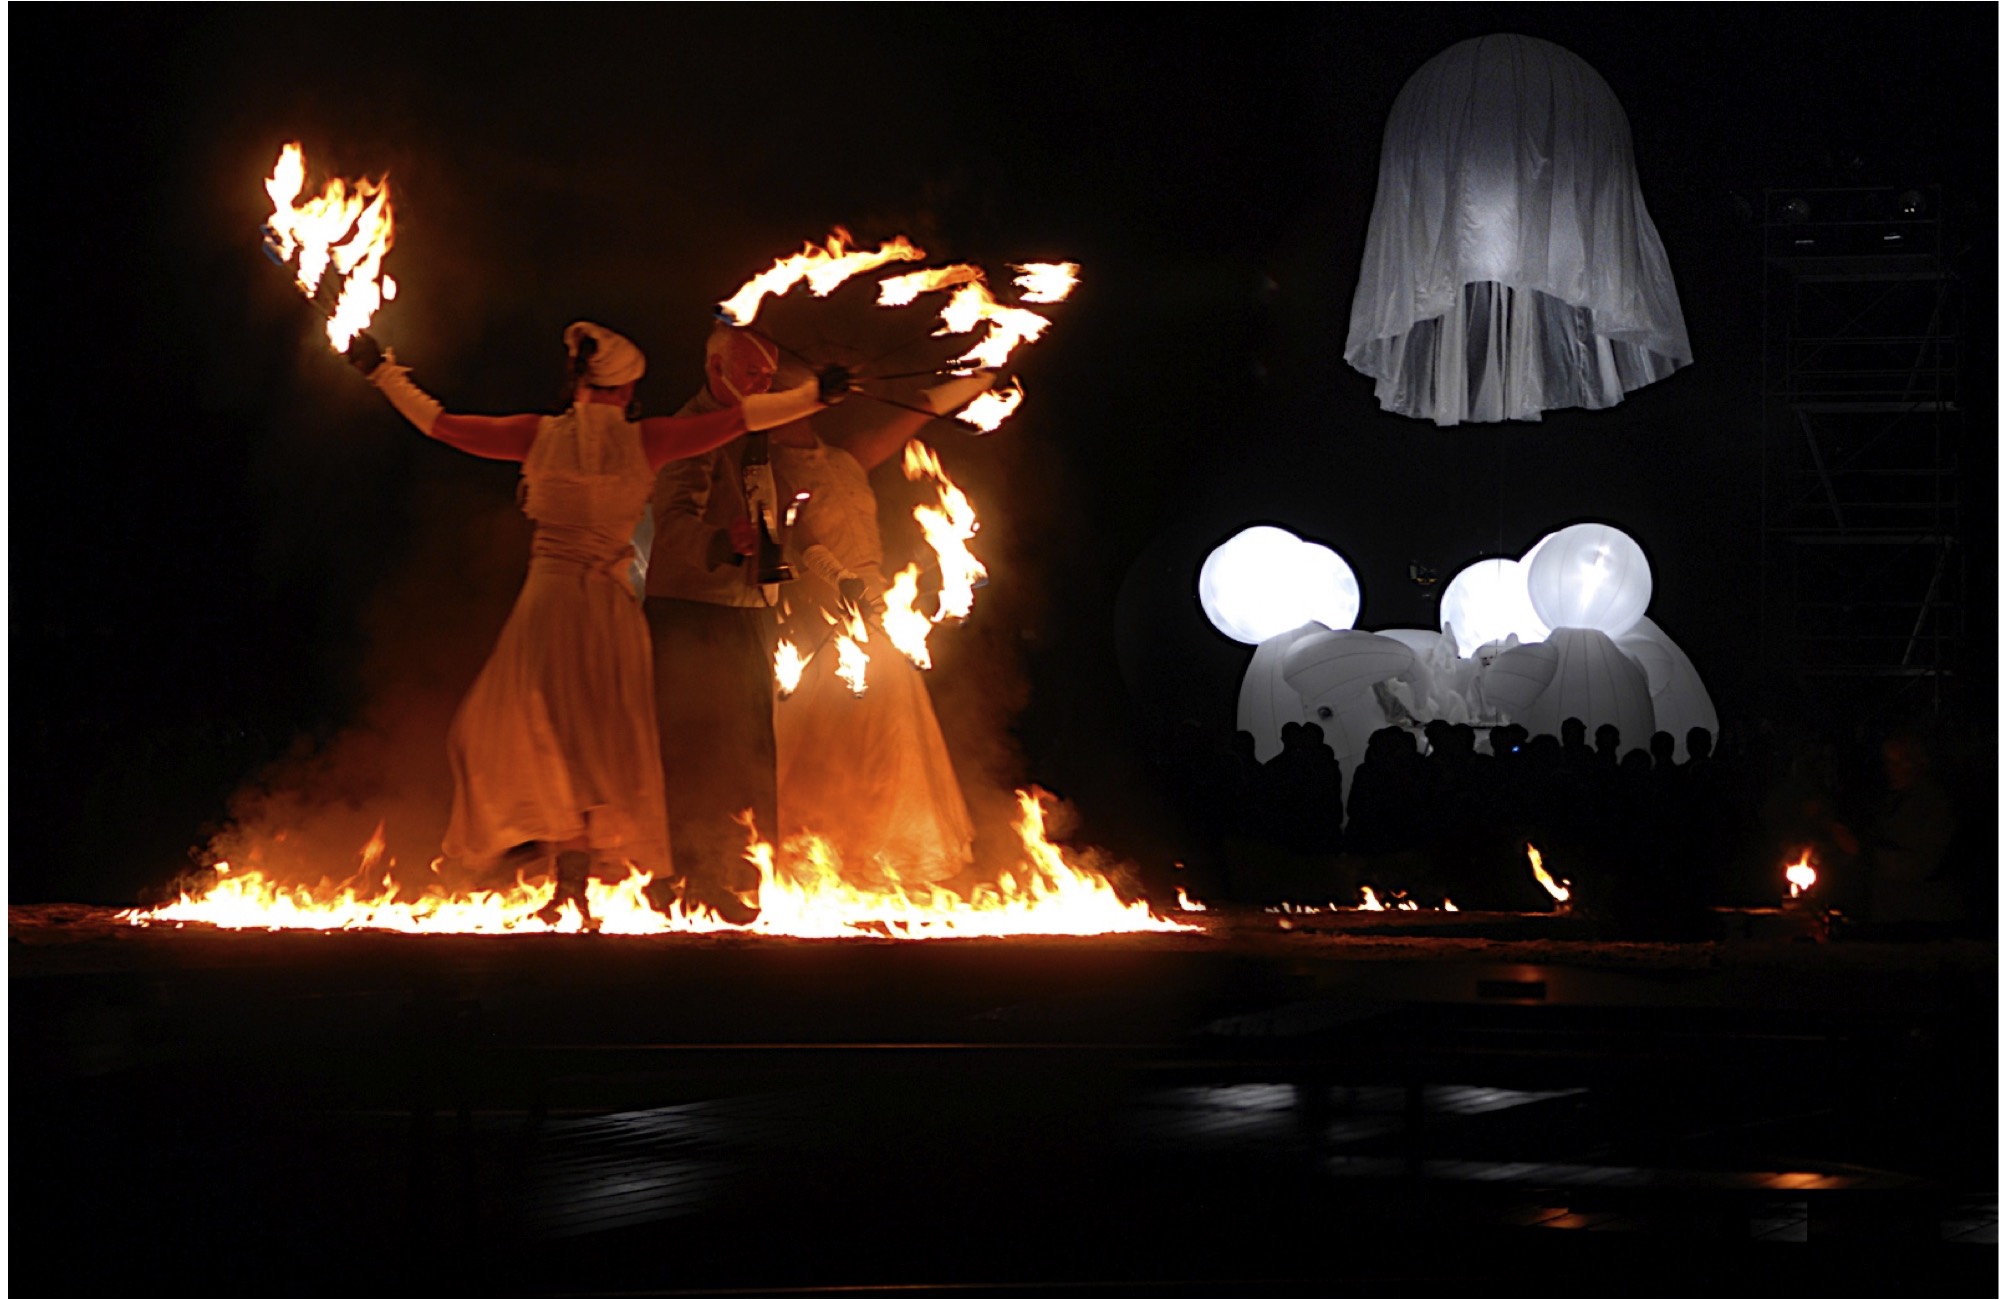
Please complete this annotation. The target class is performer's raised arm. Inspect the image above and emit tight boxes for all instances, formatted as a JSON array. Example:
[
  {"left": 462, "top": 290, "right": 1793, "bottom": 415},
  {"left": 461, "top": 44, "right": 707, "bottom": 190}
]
[
  {"left": 637, "top": 367, "right": 845, "bottom": 471},
  {"left": 348, "top": 332, "right": 542, "bottom": 461}
]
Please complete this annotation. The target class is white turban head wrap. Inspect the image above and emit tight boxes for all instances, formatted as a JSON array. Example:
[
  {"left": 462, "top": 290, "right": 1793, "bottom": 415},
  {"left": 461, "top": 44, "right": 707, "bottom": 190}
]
[{"left": 563, "top": 320, "right": 647, "bottom": 387}]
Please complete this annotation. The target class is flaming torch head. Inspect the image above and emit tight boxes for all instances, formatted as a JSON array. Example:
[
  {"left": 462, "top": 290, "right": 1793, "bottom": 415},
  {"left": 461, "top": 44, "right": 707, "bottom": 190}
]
[
  {"left": 260, "top": 141, "right": 397, "bottom": 353},
  {"left": 1785, "top": 852, "right": 1818, "bottom": 900}
]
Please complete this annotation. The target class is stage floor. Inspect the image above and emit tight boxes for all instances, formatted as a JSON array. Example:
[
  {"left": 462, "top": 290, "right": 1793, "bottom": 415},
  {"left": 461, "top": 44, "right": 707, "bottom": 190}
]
[{"left": 12, "top": 905, "right": 1994, "bottom": 1294}]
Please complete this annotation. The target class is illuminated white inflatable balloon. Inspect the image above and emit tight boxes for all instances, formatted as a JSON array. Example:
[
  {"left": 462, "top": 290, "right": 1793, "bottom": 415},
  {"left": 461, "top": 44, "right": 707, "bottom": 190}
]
[
  {"left": 1439, "top": 557, "right": 1549, "bottom": 657},
  {"left": 1480, "top": 639, "right": 1559, "bottom": 724},
  {"left": 1281, "top": 629, "right": 1417, "bottom": 800},
  {"left": 1525, "top": 522, "right": 1653, "bottom": 638},
  {"left": 1198, "top": 526, "right": 1360, "bottom": 645},
  {"left": 1521, "top": 628, "right": 1656, "bottom": 755},
  {"left": 1614, "top": 616, "right": 1719, "bottom": 758},
  {"left": 1236, "top": 623, "right": 1326, "bottom": 762}
]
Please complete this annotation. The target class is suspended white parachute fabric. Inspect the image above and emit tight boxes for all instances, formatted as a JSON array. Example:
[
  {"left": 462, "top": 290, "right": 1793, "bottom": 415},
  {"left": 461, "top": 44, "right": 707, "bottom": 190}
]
[{"left": 1345, "top": 33, "right": 1692, "bottom": 425}]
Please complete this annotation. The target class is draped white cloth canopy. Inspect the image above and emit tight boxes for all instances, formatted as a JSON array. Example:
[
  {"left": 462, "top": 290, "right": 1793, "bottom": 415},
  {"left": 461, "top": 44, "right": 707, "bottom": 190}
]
[{"left": 1346, "top": 33, "right": 1691, "bottom": 426}]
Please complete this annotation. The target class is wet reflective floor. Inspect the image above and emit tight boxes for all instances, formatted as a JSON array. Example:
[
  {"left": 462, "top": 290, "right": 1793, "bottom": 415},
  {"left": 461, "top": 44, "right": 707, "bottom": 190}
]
[{"left": 12, "top": 908, "right": 1994, "bottom": 1294}]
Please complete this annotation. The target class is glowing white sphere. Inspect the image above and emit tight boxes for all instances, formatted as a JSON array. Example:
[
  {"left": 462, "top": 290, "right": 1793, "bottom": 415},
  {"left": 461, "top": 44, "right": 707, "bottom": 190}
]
[
  {"left": 1198, "top": 526, "right": 1360, "bottom": 645},
  {"left": 1525, "top": 522, "right": 1653, "bottom": 638},
  {"left": 1439, "top": 558, "right": 1549, "bottom": 657},
  {"left": 1290, "top": 537, "right": 1363, "bottom": 633}
]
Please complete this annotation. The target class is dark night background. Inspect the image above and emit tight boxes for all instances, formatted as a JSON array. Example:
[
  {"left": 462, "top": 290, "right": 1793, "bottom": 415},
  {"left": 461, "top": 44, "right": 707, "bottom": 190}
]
[{"left": 10, "top": 6, "right": 1995, "bottom": 904}]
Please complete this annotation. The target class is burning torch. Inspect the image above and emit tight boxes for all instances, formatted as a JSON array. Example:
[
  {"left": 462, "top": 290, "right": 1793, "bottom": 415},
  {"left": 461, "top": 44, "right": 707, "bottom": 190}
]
[{"left": 259, "top": 142, "right": 396, "bottom": 356}]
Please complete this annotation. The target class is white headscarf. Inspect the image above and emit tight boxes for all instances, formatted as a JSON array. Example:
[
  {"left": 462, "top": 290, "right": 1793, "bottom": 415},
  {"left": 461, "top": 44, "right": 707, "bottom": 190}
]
[{"left": 563, "top": 320, "right": 647, "bottom": 387}]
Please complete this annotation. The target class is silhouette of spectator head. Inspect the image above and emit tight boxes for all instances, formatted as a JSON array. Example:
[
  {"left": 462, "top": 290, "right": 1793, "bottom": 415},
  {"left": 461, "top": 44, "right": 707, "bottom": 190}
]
[
  {"left": 1493, "top": 722, "right": 1529, "bottom": 758},
  {"left": 1423, "top": 718, "right": 1452, "bottom": 754},
  {"left": 1594, "top": 723, "right": 1621, "bottom": 758},
  {"left": 1685, "top": 727, "right": 1713, "bottom": 761},
  {"left": 1620, "top": 748, "right": 1653, "bottom": 775},
  {"left": 1649, "top": 730, "right": 1676, "bottom": 767},
  {"left": 1561, "top": 717, "right": 1588, "bottom": 750},
  {"left": 1299, "top": 721, "right": 1327, "bottom": 751}
]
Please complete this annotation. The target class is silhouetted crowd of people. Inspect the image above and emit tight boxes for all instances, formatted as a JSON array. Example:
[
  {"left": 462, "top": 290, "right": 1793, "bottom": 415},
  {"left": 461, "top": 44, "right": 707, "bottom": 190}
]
[{"left": 1158, "top": 712, "right": 1983, "bottom": 939}]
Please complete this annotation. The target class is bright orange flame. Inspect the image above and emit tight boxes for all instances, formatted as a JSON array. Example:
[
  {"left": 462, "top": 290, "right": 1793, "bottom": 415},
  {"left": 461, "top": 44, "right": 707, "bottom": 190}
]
[
  {"left": 1175, "top": 886, "right": 1207, "bottom": 913},
  {"left": 825, "top": 605, "right": 872, "bottom": 697},
  {"left": 262, "top": 142, "right": 396, "bottom": 352},
  {"left": 773, "top": 639, "right": 807, "bottom": 697},
  {"left": 879, "top": 564, "right": 933, "bottom": 669},
  {"left": 877, "top": 264, "right": 984, "bottom": 307},
  {"left": 718, "top": 228, "right": 925, "bottom": 325},
  {"left": 935, "top": 281, "right": 1052, "bottom": 371},
  {"left": 121, "top": 790, "right": 1194, "bottom": 939},
  {"left": 956, "top": 380, "right": 1025, "bottom": 433},
  {"left": 1358, "top": 885, "right": 1386, "bottom": 911},
  {"left": 1526, "top": 844, "right": 1571, "bottom": 904},
  {"left": 903, "top": 440, "right": 986, "bottom": 624},
  {"left": 1012, "top": 262, "right": 1080, "bottom": 303},
  {"left": 1785, "top": 852, "right": 1818, "bottom": 899}
]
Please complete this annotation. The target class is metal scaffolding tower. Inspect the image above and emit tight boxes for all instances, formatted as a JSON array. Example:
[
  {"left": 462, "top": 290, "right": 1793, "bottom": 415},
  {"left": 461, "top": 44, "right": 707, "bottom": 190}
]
[{"left": 1761, "top": 185, "right": 1963, "bottom": 725}]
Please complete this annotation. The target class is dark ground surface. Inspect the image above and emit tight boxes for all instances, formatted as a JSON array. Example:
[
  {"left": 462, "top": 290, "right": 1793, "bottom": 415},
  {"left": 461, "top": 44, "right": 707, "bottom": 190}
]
[{"left": 11, "top": 905, "right": 1995, "bottom": 1296}]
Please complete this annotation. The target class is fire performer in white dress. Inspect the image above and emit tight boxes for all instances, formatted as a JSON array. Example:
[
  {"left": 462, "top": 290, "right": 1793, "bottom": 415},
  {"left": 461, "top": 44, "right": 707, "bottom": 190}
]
[
  {"left": 768, "top": 396, "right": 982, "bottom": 887},
  {"left": 348, "top": 323, "right": 836, "bottom": 922}
]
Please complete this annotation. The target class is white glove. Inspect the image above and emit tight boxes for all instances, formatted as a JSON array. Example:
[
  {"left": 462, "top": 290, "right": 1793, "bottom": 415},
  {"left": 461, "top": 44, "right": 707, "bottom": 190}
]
[
  {"left": 370, "top": 355, "right": 443, "bottom": 437},
  {"left": 920, "top": 371, "right": 998, "bottom": 415},
  {"left": 740, "top": 381, "right": 824, "bottom": 432}
]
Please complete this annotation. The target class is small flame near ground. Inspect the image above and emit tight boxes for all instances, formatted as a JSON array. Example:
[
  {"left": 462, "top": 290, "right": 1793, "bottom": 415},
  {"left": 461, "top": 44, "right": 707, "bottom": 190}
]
[
  {"left": 121, "top": 790, "right": 1193, "bottom": 939},
  {"left": 1784, "top": 851, "right": 1818, "bottom": 899},
  {"left": 1526, "top": 844, "right": 1571, "bottom": 905},
  {"left": 1266, "top": 889, "right": 1457, "bottom": 916}
]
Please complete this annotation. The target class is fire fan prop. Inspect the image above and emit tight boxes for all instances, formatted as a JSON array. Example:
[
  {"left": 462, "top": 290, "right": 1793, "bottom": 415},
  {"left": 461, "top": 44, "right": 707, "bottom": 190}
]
[
  {"left": 261, "top": 142, "right": 396, "bottom": 353},
  {"left": 717, "top": 228, "right": 1077, "bottom": 435},
  {"left": 123, "top": 790, "right": 1192, "bottom": 939},
  {"left": 727, "top": 233, "right": 1075, "bottom": 695}
]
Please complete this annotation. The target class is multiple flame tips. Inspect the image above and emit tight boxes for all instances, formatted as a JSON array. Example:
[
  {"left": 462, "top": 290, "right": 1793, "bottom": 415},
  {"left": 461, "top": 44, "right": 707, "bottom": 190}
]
[
  {"left": 1785, "top": 852, "right": 1818, "bottom": 900},
  {"left": 262, "top": 142, "right": 396, "bottom": 353},
  {"left": 717, "top": 227, "right": 926, "bottom": 326},
  {"left": 718, "top": 231, "right": 1079, "bottom": 435},
  {"left": 123, "top": 789, "right": 1195, "bottom": 940}
]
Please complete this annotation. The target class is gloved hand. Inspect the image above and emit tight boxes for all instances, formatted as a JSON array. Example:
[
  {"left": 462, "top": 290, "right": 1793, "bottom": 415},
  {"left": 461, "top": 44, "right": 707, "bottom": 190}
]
[
  {"left": 840, "top": 567, "right": 889, "bottom": 622},
  {"left": 817, "top": 364, "right": 853, "bottom": 403},
  {"left": 920, "top": 370, "right": 999, "bottom": 415},
  {"left": 347, "top": 331, "right": 385, "bottom": 377}
]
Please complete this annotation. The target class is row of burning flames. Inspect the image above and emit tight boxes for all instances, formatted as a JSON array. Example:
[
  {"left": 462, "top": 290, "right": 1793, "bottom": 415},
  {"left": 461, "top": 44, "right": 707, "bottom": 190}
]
[{"left": 122, "top": 829, "right": 1824, "bottom": 939}]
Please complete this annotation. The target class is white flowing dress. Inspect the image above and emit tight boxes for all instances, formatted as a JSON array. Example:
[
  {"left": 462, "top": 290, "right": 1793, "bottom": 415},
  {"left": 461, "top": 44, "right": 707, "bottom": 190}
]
[
  {"left": 442, "top": 403, "right": 670, "bottom": 873},
  {"left": 771, "top": 440, "right": 973, "bottom": 885}
]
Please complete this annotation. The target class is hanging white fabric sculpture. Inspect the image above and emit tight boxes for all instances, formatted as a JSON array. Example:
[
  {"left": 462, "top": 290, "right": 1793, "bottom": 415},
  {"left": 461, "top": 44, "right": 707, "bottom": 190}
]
[
  {"left": 1346, "top": 33, "right": 1692, "bottom": 425},
  {"left": 1520, "top": 628, "right": 1655, "bottom": 755}
]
